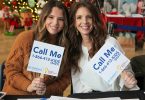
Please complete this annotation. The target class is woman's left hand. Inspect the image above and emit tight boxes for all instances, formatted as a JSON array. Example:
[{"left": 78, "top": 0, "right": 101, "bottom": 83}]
[{"left": 121, "top": 71, "right": 137, "bottom": 89}]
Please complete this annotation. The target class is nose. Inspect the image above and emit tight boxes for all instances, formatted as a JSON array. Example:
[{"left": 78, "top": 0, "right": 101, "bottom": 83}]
[
  {"left": 52, "top": 18, "right": 58, "bottom": 26},
  {"left": 82, "top": 17, "right": 87, "bottom": 24}
]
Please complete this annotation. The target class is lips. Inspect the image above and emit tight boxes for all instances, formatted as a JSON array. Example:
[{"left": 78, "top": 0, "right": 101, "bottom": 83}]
[
  {"left": 81, "top": 26, "right": 90, "bottom": 30},
  {"left": 51, "top": 26, "right": 58, "bottom": 30}
]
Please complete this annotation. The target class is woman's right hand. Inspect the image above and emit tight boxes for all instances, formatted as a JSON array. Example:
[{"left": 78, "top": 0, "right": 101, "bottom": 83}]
[
  {"left": 121, "top": 71, "right": 137, "bottom": 89},
  {"left": 27, "top": 78, "right": 44, "bottom": 92}
]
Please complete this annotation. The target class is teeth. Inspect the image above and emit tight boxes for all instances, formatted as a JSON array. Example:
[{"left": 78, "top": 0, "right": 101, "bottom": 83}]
[
  {"left": 81, "top": 26, "right": 89, "bottom": 29},
  {"left": 51, "top": 27, "right": 57, "bottom": 30}
]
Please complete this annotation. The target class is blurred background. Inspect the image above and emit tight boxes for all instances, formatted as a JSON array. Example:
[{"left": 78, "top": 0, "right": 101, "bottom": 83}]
[{"left": 0, "top": 0, "right": 145, "bottom": 64}]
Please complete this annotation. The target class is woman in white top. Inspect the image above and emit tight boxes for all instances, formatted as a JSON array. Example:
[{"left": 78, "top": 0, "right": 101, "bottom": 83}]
[{"left": 66, "top": 1, "right": 139, "bottom": 93}]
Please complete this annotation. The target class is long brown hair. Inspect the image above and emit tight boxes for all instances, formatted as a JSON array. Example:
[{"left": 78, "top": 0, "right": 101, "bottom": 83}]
[
  {"left": 33, "top": 0, "right": 70, "bottom": 77},
  {"left": 67, "top": 1, "right": 108, "bottom": 72},
  {"left": 34, "top": 0, "right": 69, "bottom": 45}
]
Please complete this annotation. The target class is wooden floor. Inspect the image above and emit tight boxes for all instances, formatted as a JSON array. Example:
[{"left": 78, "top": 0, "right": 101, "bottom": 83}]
[
  {"left": 0, "top": 25, "right": 24, "bottom": 64},
  {"left": 0, "top": 25, "right": 145, "bottom": 64}
]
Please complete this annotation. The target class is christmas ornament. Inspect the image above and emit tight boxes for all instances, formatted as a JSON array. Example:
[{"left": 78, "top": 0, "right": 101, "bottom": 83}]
[
  {"left": 37, "top": 0, "right": 46, "bottom": 8},
  {"left": 37, "top": 9, "right": 42, "bottom": 15},
  {"left": 28, "top": 0, "right": 36, "bottom": 8},
  {"left": 11, "top": 0, "right": 17, "bottom": 6}
]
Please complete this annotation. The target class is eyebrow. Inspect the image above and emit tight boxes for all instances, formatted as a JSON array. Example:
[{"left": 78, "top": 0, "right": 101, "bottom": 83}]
[{"left": 48, "top": 15, "right": 64, "bottom": 18}]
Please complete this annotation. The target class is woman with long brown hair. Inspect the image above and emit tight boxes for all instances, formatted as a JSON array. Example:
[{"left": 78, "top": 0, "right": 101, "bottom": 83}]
[
  {"left": 67, "top": 1, "right": 139, "bottom": 93},
  {"left": 2, "top": 0, "right": 70, "bottom": 95}
]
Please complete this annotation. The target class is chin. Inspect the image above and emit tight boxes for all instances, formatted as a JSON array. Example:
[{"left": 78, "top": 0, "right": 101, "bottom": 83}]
[
  {"left": 81, "top": 32, "right": 90, "bottom": 35},
  {"left": 49, "top": 32, "right": 58, "bottom": 35}
]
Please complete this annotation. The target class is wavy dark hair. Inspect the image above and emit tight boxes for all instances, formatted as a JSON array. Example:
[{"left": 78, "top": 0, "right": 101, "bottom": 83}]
[
  {"left": 67, "top": 1, "right": 108, "bottom": 72},
  {"left": 33, "top": 0, "right": 70, "bottom": 77},
  {"left": 34, "top": 0, "right": 69, "bottom": 45}
]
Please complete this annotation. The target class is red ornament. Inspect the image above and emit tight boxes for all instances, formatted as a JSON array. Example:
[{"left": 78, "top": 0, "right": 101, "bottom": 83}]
[
  {"left": 11, "top": 1, "right": 17, "bottom": 6},
  {"left": 64, "top": 2, "right": 71, "bottom": 7}
]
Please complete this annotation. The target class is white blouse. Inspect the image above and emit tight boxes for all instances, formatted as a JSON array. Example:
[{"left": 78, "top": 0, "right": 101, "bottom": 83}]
[{"left": 71, "top": 36, "right": 139, "bottom": 93}]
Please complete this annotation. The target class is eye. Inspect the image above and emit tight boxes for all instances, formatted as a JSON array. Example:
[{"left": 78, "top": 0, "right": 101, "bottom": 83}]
[
  {"left": 58, "top": 17, "right": 64, "bottom": 21},
  {"left": 87, "top": 15, "right": 92, "bottom": 19},
  {"left": 47, "top": 15, "right": 53, "bottom": 19},
  {"left": 76, "top": 15, "right": 82, "bottom": 20}
]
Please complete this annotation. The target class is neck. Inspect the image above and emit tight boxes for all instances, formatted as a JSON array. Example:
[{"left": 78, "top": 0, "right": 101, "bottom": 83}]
[
  {"left": 48, "top": 34, "right": 58, "bottom": 44},
  {"left": 82, "top": 35, "right": 92, "bottom": 50}
]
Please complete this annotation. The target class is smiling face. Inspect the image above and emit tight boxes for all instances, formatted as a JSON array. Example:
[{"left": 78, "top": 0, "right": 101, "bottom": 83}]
[
  {"left": 45, "top": 7, "right": 64, "bottom": 35},
  {"left": 75, "top": 7, "right": 93, "bottom": 37}
]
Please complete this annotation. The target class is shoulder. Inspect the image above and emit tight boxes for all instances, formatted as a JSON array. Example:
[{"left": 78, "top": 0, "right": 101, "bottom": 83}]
[
  {"left": 11, "top": 30, "right": 34, "bottom": 51},
  {"left": 16, "top": 30, "right": 34, "bottom": 41},
  {"left": 14, "top": 30, "right": 34, "bottom": 45},
  {"left": 105, "top": 36, "right": 118, "bottom": 44},
  {"left": 105, "top": 36, "right": 125, "bottom": 54}
]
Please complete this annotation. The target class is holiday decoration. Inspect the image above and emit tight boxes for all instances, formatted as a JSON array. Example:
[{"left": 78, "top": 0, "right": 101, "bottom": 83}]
[
  {"left": 20, "top": 8, "right": 33, "bottom": 30},
  {"left": 37, "top": 9, "right": 42, "bottom": 15},
  {"left": 64, "top": 1, "right": 71, "bottom": 8},
  {"left": 28, "top": 0, "right": 36, "bottom": 8},
  {"left": 9, "top": 11, "right": 21, "bottom": 33},
  {"left": 11, "top": 0, "right": 17, "bottom": 6},
  {"left": 3, "top": 0, "right": 39, "bottom": 21},
  {"left": 2, "top": 6, "right": 10, "bottom": 33},
  {"left": 37, "top": 0, "right": 47, "bottom": 8},
  {"left": 3, "top": 0, "right": 74, "bottom": 23},
  {"left": 2, "top": 6, "right": 21, "bottom": 36},
  {"left": 3, "top": 0, "right": 13, "bottom": 11}
]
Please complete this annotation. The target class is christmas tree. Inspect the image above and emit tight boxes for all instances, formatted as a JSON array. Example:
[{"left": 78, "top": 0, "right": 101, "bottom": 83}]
[
  {"left": 3, "top": 0, "right": 75, "bottom": 22},
  {"left": 3, "top": 0, "right": 49, "bottom": 21}
]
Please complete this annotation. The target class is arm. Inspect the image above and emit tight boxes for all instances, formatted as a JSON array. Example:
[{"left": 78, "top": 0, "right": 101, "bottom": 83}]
[
  {"left": 108, "top": 36, "right": 139, "bottom": 90},
  {"left": 4, "top": 33, "right": 32, "bottom": 92}
]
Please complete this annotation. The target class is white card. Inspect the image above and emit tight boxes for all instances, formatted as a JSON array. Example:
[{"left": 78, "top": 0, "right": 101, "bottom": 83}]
[
  {"left": 81, "top": 42, "right": 130, "bottom": 85},
  {"left": 49, "top": 96, "right": 121, "bottom": 100},
  {"left": 27, "top": 40, "right": 64, "bottom": 76}
]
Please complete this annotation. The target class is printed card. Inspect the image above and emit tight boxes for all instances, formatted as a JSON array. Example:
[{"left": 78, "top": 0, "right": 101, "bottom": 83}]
[
  {"left": 27, "top": 40, "right": 64, "bottom": 76},
  {"left": 81, "top": 42, "right": 130, "bottom": 85}
]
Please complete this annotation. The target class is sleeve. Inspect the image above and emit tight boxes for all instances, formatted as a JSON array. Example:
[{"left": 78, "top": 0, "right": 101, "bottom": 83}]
[
  {"left": 45, "top": 71, "right": 71, "bottom": 96},
  {"left": 76, "top": 80, "right": 93, "bottom": 93},
  {"left": 72, "top": 70, "right": 93, "bottom": 93},
  {"left": 107, "top": 36, "right": 125, "bottom": 54},
  {"left": 4, "top": 33, "right": 31, "bottom": 91},
  {"left": 108, "top": 36, "right": 139, "bottom": 90}
]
